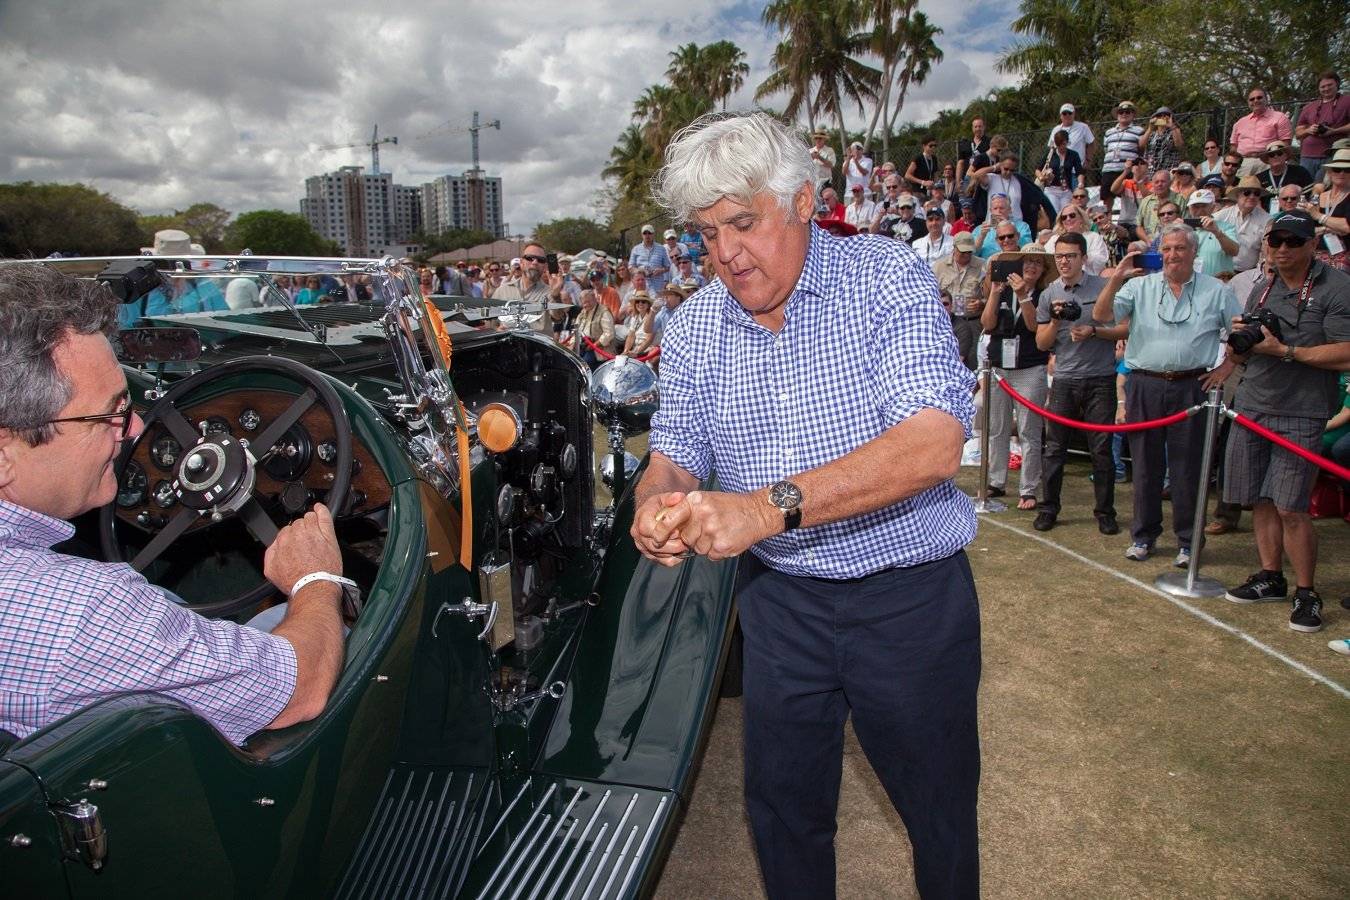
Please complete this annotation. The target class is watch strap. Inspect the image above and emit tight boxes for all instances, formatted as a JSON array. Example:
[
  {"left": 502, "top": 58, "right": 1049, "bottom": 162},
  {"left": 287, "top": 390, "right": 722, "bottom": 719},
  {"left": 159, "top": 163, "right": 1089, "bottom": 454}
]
[{"left": 782, "top": 506, "right": 803, "bottom": 531}]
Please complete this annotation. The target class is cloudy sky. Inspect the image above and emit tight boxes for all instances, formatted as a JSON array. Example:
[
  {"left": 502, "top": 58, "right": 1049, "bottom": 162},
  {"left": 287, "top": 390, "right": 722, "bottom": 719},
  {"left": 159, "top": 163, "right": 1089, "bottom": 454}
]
[{"left": 0, "top": 0, "right": 1021, "bottom": 235}]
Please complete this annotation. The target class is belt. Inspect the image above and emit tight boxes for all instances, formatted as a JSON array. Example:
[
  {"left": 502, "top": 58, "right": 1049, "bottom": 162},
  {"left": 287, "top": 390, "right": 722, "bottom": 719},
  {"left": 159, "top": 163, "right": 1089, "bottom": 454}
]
[{"left": 1134, "top": 367, "right": 1206, "bottom": 381}]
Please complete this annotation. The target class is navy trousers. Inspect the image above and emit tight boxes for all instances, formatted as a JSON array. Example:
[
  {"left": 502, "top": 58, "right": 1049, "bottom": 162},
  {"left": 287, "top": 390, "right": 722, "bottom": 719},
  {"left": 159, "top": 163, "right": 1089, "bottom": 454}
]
[{"left": 737, "top": 550, "right": 982, "bottom": 900}]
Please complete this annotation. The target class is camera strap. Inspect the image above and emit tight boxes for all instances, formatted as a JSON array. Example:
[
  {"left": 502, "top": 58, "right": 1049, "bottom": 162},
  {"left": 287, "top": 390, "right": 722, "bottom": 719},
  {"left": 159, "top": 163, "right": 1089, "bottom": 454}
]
[{"left": 1254, "top": 266, "right": 1315, "bottom": 314}]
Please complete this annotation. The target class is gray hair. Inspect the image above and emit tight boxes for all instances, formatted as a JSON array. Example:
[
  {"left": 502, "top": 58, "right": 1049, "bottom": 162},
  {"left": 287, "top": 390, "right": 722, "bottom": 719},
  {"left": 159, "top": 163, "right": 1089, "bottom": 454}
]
[
  {"left": 1157, "top": 221, "right": 1199, "bottom": 251},
  {"left": 653, "top": 112, "right": 816, "bottom": 224},
  {"left": 0, "top": 263, "right": 120, "bottom": 446}
]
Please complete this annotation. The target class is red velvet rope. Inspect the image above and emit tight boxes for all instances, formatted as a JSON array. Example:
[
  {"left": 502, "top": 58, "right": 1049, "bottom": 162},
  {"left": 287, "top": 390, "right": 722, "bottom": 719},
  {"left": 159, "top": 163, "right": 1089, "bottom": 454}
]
[
  {"left": 1230, "top": 411, "right": 1350, "bottom": 481},
  {"left": 995, "top": 376, "right": 1197, "bottom": 432},
  {"left": 582, "top": 335, "right": 660, "bottom": 363}
]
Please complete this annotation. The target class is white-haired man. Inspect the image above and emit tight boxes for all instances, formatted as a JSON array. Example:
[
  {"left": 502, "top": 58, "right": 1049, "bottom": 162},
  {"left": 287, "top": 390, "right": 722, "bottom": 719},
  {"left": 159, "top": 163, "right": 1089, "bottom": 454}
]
[
  {"left": 634, "top": 111, "right": 980, "bottom": 899},
  {"left": 1093, "top": 225, "right": 1242, "bottom": 566}
]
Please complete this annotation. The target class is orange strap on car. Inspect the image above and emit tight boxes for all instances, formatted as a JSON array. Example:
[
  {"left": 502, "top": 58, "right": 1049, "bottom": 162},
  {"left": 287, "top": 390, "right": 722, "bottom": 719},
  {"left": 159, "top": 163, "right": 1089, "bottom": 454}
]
[{"left": 422, "top": 296, "right": 473, "bottom": 570}]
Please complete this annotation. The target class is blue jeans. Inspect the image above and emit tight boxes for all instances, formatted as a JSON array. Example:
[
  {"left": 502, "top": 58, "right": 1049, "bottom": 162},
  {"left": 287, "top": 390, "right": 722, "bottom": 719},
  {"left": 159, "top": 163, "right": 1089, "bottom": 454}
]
[
  {"left": 738, "top": 551, "right": 981, "bottom": 899},
  {"left": 1301, "top": 156, "right": 1325, "bottom": 185}
]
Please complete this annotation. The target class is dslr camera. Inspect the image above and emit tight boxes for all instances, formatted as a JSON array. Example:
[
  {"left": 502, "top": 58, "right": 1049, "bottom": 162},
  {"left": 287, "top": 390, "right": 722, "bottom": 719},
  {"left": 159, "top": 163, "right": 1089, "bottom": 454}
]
[
  {"left": 1050, "top": 299, "right": 1082, "bottom": 321},
  {"left": 1226, "top": 308, "right": 1283, "bottom": 354}
]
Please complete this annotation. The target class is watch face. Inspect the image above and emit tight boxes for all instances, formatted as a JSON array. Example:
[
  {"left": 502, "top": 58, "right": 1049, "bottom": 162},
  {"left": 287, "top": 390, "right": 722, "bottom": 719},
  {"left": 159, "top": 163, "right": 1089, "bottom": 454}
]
[{"left": 770, "top": 480, "right": 803, "bottom": 510}]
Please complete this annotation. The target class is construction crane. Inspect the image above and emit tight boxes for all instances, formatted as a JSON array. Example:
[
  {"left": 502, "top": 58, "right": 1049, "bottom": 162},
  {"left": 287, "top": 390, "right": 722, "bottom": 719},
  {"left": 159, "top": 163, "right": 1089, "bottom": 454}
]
[
  {"left": 414, "top": 111, "right": 500, "bottom": 176},
  {"left": 317, "top": 124, "right": 398, "bottom": 175}
]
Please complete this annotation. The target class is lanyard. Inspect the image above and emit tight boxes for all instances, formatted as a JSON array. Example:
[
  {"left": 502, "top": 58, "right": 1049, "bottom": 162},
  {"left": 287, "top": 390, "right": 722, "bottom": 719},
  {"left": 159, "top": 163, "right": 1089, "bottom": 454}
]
[{"left": 1254, "top": 266, "right": 1316, "bottom": 332}]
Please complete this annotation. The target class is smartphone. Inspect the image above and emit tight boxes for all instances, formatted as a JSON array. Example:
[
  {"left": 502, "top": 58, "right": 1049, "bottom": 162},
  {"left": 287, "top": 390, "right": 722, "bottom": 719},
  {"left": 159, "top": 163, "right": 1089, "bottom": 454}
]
[
  {"left": 1139, "top": 250, "right": 1164, "bottom": 272},
  {"left": 1183, "top": 217, "right": 1203, "bottom": 228},
  {"left": 991, "top": 259, "right": 1023, "bottom": 282},
  {"left": 546, "top": 253, "right": 559, "bottom": 275}
]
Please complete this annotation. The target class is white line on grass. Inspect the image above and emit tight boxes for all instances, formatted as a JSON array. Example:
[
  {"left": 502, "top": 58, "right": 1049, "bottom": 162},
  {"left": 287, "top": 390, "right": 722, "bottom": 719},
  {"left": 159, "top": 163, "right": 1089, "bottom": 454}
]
[{"left": 980, "top": 516, "right": 1350, "bottom": 700}]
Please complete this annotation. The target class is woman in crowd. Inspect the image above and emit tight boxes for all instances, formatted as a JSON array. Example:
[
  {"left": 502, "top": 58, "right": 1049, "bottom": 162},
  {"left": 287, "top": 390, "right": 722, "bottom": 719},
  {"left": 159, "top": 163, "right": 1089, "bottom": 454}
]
[
  {"left": 1142, "top": 107, "right": 1185, "bottom": 174},
  {"left": 1038, "top": 129, "right": 1083, "bottom": 213},
  {"left": 1044, "top": 205, "right": 1109, "bottom": 274},
  {"left": 1171, "top": 163, "right": 1198, "bottom": 201},
  {"left": 1307, "top": 149, "right": 1350, "bottom": 270},
  {"left": 981, "top": 245, "right": 1054, "bottom": 510},
  {"left": 1197, "top": 138, "right": 1224, "bottom": 178},
  {"left": 620, "top": 293, "right": 656, "bottom": 359},
  {"left": 295, "top": 275, "right": 326, "bottom": 305},
  {"left": 905, "top": 135, "right": 941, "bottom": 199}
]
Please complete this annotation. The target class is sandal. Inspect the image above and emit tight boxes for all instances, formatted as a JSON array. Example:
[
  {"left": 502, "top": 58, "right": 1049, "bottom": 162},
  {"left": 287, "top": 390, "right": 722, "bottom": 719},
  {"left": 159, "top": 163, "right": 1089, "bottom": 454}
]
[{"left": 1017, "top": 496, "right": 1037, "bottom": 510}]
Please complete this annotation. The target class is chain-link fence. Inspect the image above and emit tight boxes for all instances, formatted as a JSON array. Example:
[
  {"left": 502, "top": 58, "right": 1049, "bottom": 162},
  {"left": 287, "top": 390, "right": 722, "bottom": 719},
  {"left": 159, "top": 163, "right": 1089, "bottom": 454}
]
[{"left": 874, "top": 98, "right": 1314, "bottom": 185}]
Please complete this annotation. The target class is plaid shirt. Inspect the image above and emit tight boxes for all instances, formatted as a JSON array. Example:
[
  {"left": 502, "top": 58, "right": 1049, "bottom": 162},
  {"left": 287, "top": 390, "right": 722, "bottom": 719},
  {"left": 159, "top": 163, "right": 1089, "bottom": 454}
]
[
  {"left": 650, "top": 225, "right": 977, "bottom": 578},
  {"left": 0, "top": 499, "right": 296, "bottom": 744}
]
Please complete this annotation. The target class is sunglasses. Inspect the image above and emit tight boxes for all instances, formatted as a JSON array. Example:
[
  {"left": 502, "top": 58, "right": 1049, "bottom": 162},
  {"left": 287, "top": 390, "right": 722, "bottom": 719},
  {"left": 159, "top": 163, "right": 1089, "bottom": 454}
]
[
  {"left": 1240, "top": 190, "right": 1262, "bottom": 198},
  {"left": 1060, "top": 212, "right": 1080, "bottom": 220},
  {"left": 1159, "top": 210, "right": 1179, "bottom": 217},
  {"left": 521, "top": 254, "right": 548, "bottom": 264},
  {"left": 1248, "top": 96, "right": 1266, "bottom": 103},
  {"left": 1278, "top": 195, "right": 1300, "bottom": 203},
  {"left": 45, "top": 395, "right": 136, "bottom": 441},
  {"left": 1072, "top": 194, "right": 1088, "bottom": 200},
  {"left": 996, "top": 233, "right": 1019, "bottom": 241},
  {"left": 1222, "top": 161, "right": 1239, "bottom": 167},
  {"left": 1266, "top": 233, "right": 1308, "bottom": 248}
]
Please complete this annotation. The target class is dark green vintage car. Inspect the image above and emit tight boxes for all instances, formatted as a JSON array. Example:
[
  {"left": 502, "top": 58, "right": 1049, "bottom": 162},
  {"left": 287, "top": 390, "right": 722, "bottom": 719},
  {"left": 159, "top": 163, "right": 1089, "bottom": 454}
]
[{"left": 0, "top": 256, "right": 737, "bottom": 898}]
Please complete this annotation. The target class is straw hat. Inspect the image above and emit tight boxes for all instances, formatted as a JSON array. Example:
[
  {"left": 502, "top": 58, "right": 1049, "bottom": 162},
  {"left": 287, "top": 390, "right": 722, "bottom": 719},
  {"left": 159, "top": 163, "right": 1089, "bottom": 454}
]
[
  {"left": 991, "top": 247, "right": 1055, "bottom": 291},
  {"left": 145, "top": 229, "right": 197, "bottom": 256},
  {"left": 1325, "top": 148, "right": 1350, "bottom": 171},
  {"left": 1225, "top": 175, "right": 1271, "bottom": 201}
]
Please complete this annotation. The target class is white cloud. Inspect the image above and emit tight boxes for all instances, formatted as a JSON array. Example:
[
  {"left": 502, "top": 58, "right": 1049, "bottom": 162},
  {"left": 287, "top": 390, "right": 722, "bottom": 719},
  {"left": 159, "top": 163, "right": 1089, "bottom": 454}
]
[{"left": 0, "top": 0, "right": 1020, "bottom": 234}]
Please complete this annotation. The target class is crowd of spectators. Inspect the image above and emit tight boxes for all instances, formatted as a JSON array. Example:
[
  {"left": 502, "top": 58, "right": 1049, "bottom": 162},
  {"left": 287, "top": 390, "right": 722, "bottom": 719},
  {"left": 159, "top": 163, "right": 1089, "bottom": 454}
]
[{"left": 809, "top": 74, "right": 1350, "bottom": 647}]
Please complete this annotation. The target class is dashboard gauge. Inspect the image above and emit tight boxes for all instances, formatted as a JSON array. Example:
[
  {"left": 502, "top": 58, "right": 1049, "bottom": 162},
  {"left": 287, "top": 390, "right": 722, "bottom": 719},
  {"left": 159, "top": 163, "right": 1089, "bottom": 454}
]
[
  {"left": 238, "top": 408, "right": 261, "bottom": 432},
  {"left": 150, "top": 436, "right": 181, "bottom": 470},
  {"left": 117, "top": 462, "right": 148, "bottom": 508},
  {"left": 152, "top": 480, "right": 177, "bottom": 510},
  {"left": 558, "top": 443, "right": 578, "bottom": 480},
  {"left": 205, "top": 416, "right": 232, "bottom": 436},
  {"left": 316, "top": 440, "right": 338, "bottom": 465}
]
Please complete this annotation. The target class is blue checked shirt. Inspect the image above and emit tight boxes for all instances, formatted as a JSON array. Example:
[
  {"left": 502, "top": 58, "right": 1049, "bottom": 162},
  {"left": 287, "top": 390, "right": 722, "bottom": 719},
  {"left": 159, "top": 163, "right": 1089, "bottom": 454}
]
[
  {"left": 649, "top": 225, "right": 978, "bottom": 578},
  {"left": 0, "top": 499, "right": 297, "bottom": 744}
]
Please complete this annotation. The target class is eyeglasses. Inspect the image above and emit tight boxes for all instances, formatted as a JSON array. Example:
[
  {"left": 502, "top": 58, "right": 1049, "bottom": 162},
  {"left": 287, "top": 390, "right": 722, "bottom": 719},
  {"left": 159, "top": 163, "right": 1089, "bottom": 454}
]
[
  {"left": 521, "top": 254, "right": 548, "bottom": 264},
  {"left": 44, "top": 395, "right": 135, "bottom": 441},
  {"left": 1053, "top": 252, "right": 1081, "bottom": 260},
  {"left": 1248, "top": 95, "right": 1266, "bottom": 103},
  {"left": 1278, "top": 194, "right": 1300, "bottom": 203},
  {"left": 1266, "top": 233, "right": 1308, "bottom": 248}
]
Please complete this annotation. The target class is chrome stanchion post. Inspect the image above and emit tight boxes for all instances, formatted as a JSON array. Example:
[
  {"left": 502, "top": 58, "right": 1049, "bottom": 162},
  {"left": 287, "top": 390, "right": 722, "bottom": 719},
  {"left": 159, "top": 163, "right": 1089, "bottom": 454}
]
[
  {"left": 1156, "top": 387, "right": 1225, "bottom": 597},
  {"left": 971, "top": 360, "right": 1005, "bottom": 513}
]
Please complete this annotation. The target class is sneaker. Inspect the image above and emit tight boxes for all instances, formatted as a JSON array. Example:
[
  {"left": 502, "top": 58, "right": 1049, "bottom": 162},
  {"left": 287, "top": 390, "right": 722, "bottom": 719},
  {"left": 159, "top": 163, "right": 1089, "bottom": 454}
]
[
  {"left": 986, "top": 485, "right": 1006, "bottom": 498},
  {"left": 1225, "top": 571, "right": 1288, "bottom": 604},
  {"left": 1124, "top": 542, "right": 1152, "bottom": 561},
  {"left": 1097, "top": 515, "right": 1120, "bottom": 535},
  {"left": 1173, "top": 547, "right": 1191, "bottom": 569},
  {"left": 1289, "top": 589, "right": 1324, "bottom": 633},
  {"left": 1329, "top": 638, "right": 1350, "bottom": 656},
  {"left": 1033, "top": 511, "right": 1056, "bottom": 531}
]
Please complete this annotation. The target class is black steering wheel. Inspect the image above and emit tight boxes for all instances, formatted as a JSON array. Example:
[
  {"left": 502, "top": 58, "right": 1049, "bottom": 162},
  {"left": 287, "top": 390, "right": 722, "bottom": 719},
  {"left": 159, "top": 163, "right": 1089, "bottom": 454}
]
[{"left": 100, "top": 356, "right": 353, "bottom": 618}]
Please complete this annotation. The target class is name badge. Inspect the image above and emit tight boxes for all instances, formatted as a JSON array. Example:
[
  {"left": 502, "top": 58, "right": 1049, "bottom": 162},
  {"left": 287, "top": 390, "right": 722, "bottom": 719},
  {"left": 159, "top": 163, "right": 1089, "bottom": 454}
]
[{"left": 1001, "top": 338, "right": 1019, "bottom": 369}]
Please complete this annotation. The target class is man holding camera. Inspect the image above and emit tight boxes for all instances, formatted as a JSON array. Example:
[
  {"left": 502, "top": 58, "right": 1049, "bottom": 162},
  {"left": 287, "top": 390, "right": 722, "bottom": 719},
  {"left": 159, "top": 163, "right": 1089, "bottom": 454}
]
[
  {"left": 1035, "top": 232, "right": 1120, "bottom": 532},
  {"left": 628, "top": 225, "right": 673, "bottom": 296},
  {"left": 934, "top": 232, "right": 987, "bottom": 369},
  {"left": 1093, "top": 224, "right": 1242, "bottom": 565},
  {"left": 1207, "top": 211, "right": 1350, "bottom": 632}
]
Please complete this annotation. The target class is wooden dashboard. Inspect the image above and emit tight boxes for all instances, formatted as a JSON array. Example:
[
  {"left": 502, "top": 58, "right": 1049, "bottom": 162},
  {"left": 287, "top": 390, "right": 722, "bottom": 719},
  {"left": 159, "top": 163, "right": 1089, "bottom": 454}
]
[{"left": 115, "top": 389, "right": 391, "bottom": 532}]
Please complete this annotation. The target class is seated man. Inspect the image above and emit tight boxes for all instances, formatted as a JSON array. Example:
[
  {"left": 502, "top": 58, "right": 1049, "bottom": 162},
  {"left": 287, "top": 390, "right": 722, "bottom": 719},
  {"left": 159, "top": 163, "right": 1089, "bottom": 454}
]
[{"left": 1, "top": 264, "right": 347, "bottom": 746}]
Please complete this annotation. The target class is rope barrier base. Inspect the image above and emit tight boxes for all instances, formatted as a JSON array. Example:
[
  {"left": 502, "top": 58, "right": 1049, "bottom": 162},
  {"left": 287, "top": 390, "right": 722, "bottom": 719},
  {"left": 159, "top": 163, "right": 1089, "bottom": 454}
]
[{"left": 583, "top": 335, "right": 660, "bottom": 363}]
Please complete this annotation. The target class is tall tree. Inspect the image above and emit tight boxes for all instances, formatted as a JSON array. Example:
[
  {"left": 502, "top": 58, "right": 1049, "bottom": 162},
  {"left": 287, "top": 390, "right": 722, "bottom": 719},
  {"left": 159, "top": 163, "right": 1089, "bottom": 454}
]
[
  {"left": 223, "top": 211, "right": 335, "bottom": 256},
  {"left": 883, "top": 11, "right": 943, "bottom": 159},
  {"left": 533, "top": 217, "right": 613, "bottom": 254},
  {"left": 702, "top": 40, "right": 750, "bottom": 111}
]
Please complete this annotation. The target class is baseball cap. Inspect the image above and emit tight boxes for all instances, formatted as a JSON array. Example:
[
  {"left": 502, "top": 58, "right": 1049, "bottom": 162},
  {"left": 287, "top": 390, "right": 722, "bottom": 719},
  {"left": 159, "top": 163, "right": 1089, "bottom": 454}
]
[
  {"left": 850, "top": 184, "right": 864, "bottom": 193},
  {"left": 558, "top": 254, "right": 573, "bottom": 264},
  {"left": 510, "top": 257, "right": 521, "bottom": 267},
  {"left": 1171, "top": 162, "right": 1195, "bottom": 175},
  {"left": 588, "top": 269, "right": 605, "bottom": 280},
  {"left": 897, "top": 194, "right": 916, "bottom": 208},
  {"left": 1198, "top": 174, "right": 1226, "bottom": 189},
  {"left": 811, "top": 128, "right": 828, "bottom": 139},
  {"left": 1153, "top": 106, "right": 1172, "bottom": 117},
  {"left": 953, "top": 233, "right": 976, "bottom": 252},
  {"left": 1116, "top": 100, "right": 1136, "bottom": 112},
  {"left": 1268, "top": 210, "right": 1315, "bottom": 240},
  {"left": 1262, "top": 140, "right": 1289, "bottom": 157},
  {"left": 925, "top": 206, "right": 945, "bottom": 219},
  {"left": 958, "top": 196, "right": 974, "bottom": 209},
  {"left": 1187, "top": 189, "right": 1216, "bottom": 206},
  {"left": 641, "top": 224, "right": 654, "bottom": 234},
  {"left": 1059, "top": 103, "right": 1075, "bottom": 114},
  {"left": 850, "top": 141, "right": 863, "bottom": 150},
  {"left": 663, "top": 229, "right": 678, "bottom": 240}
]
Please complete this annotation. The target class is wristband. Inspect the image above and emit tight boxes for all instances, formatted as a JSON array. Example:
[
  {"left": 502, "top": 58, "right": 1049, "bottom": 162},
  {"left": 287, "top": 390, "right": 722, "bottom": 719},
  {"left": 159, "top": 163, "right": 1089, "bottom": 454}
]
[{"left": 291, "top": 571, "right": 357, "bottom": 600}]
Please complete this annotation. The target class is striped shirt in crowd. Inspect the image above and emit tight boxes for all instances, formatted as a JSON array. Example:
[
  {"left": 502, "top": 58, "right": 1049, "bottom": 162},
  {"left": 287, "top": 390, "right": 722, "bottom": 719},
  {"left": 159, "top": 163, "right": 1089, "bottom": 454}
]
[{"left": 1101, "top": 123, "right": 1144, "bottom": 171}]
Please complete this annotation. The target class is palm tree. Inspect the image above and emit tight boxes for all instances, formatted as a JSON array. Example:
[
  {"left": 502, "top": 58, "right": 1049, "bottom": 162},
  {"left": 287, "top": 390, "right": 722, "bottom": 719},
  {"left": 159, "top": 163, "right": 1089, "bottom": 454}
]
[
  {"left": 884, "top": 11, "right": 943, "bottom": 159},
  {"left": 861, "top": 0, "right": 916, "bottom": 152},
  {"left": 666, "top": 43, "right": 704, "bottom": 95},
  {"left": 702, "top": 40, "right": 750, "bottom": 111},
  {"left": 603, "top": 124, "right": 659, "bottom": 201},
  {"left": 998, "top": 0, "right": 1122, "bottom": 84},
  {"left": 757, "top": 0, "right": 879, "bottom": 155}
]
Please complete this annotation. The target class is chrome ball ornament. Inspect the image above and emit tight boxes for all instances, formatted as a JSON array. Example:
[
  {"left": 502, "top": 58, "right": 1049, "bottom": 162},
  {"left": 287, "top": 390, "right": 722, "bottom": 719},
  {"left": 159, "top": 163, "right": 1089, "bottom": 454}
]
[{"left": 590, "top": 357, "right": 659, "bottom": 436}]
